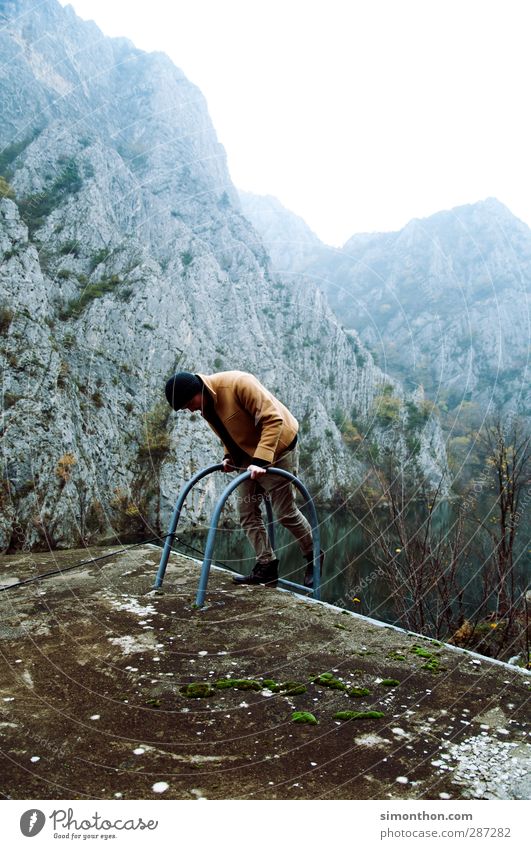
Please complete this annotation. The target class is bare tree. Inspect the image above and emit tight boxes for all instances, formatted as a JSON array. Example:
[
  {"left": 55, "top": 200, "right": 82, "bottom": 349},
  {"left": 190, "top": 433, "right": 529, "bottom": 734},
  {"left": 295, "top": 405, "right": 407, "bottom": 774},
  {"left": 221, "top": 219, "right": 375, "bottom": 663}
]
[
  {"left": 472, "top": 415, "right": 531, "bottom": 657},
  {"left": 350, "top": 451, "right": 469, "bottom": 639},
  {"left": 342, "top": 414, "right": 530, "bottom": 663}
]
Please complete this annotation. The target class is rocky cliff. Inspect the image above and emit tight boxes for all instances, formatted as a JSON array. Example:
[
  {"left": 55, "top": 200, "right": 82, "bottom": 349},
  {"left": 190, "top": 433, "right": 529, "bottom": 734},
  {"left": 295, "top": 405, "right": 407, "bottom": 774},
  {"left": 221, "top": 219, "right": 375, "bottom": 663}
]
[
  {"left": 0, "top": 0, "right": 446, "bottom": 550},
  {"left": 241, "top": 193, "right": 531, "bottom": 416}
]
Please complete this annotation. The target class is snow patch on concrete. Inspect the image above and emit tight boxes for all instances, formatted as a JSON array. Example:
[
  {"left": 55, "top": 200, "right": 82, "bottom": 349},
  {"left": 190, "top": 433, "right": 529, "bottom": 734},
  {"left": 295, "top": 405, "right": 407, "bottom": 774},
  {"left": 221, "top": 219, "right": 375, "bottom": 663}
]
[
  {"left": 108, "top": 596, "right": 157, "bottom": 617},
  {"left": 438, "top": 735, "right": 530, "bottom": 799},
  {"left": 108, "top": 633, "right": 157, "bottom": 655}
]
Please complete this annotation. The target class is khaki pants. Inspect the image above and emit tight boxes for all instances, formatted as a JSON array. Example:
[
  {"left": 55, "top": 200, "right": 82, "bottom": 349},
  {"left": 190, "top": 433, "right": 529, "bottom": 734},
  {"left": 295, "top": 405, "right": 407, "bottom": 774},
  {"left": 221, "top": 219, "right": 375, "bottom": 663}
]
[{"left": 236, "top": 446, "right": 313, "bottom": 564}]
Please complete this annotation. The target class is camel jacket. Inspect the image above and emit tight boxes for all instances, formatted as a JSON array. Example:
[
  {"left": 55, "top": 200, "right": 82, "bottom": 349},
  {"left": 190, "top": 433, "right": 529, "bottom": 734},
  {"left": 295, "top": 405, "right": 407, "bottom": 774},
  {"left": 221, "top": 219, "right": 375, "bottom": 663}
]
[{"left": 197, "top": 371, "right": 298, "bottom": 465}]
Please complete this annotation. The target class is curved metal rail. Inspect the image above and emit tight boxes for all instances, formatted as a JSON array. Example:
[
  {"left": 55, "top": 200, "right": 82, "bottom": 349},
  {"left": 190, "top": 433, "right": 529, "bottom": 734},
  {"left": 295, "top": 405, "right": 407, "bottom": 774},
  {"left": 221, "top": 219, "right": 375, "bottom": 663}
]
[
  {"left": 153, "top": 465, "right": 321, "bottom": 607},
  {"left": 153, "top": 463, "right": 222, "bottom": 590}
]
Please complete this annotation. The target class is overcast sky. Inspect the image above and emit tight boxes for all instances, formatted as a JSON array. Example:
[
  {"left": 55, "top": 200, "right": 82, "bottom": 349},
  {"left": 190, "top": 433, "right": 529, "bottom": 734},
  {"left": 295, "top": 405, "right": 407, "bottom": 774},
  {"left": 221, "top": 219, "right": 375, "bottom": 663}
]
[{"left": 59, "top": 0, "right": 531, "bottom": 246}]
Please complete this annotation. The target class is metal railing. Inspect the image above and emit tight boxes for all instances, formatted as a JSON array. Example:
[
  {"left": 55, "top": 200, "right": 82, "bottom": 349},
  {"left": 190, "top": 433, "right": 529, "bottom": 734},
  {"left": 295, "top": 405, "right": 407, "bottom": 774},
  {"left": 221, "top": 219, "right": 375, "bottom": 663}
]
[{"left": 153, "top": 464, "right": 321, "bottom": 607}]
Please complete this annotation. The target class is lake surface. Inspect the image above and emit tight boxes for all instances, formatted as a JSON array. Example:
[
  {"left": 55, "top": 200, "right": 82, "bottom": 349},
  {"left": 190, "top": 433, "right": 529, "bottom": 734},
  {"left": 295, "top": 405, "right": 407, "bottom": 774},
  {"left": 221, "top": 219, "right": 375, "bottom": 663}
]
[
  {"left": 172, "top": 497, "right": 529, "bottom": 631},
  {"left": 175, "top": 506, "right": 397, "bottom": 623}
]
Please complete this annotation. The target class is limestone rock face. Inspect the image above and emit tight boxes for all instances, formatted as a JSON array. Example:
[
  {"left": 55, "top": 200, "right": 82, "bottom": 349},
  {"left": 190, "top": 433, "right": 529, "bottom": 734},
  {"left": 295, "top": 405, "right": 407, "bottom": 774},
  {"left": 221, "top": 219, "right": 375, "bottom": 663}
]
[
  {"left": 329, "top": 199, "right": 531, "bottom": 414},
  {"left": 0, "top": 0, "right": 446, "bottom": 550},
  {"left": 241, "top": 192, "right": 530, "bottom": 416}
]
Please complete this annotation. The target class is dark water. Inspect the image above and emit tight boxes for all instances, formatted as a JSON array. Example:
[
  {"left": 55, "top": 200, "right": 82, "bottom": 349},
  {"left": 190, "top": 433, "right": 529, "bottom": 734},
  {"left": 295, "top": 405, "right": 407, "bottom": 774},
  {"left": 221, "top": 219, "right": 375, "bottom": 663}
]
[
  {"left": 175, "top": 506, "right": 397, "bottom": 623},
  {"left": 173, "top": 497, "right": 530, "bottom": 630}
]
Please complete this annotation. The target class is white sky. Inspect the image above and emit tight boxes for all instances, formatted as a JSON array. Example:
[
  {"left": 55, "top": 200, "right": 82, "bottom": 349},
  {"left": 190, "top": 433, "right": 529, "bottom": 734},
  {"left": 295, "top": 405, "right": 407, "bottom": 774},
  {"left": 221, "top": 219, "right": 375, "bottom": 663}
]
[{"left": 59, "top": 0, "right": 531, "bottom": 246}]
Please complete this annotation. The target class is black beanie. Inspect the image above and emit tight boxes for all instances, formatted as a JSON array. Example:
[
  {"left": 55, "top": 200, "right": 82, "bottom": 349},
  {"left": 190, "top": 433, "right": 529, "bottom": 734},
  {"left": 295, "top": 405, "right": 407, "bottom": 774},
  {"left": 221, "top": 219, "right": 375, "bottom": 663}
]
[{"left": 165, "top": 372, "right": 202, "bottom": 410}]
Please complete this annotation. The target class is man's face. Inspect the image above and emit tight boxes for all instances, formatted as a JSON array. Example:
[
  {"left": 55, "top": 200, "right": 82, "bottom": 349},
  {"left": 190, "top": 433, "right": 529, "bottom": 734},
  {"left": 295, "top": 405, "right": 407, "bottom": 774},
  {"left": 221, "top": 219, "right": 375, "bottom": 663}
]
[{"left": 182, "top": 392, "right": 203, "bottom": 413}]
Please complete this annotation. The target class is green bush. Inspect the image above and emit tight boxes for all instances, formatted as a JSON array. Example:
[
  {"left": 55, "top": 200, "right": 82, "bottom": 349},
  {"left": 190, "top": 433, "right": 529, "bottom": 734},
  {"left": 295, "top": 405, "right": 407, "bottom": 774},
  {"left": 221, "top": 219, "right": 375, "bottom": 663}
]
[
  {"left": 54, "top": 158, "right": 82, "bottom": 194},
  {"left": 117, "top": 287, "right": 133, "bottom": 302},
  {"left": 59, "top": 275, "right": 122, "bottom": 319},
  {"left": 0, "top": 176, "right": 15, "bottom": 199},
  {"left": 138, "top": 402, "right": 171, "bottom": 463},
  {"left": 3, "top": 392, "right": 20, "bottom": 409},
  {"left": 406, "top": 400, "right": 435, "bottom": 430},
  {"left": 340, "top": 419, "right": 362, "bottom": 447},
  {"left": 0, "top": 307, "right": 14, "bottom": 334},
  {"left": 90, "top": 247, "right": 111, "bottom": 270},
  {"left": 59, "top": 239, "right": 81, "bottom": 257},
  {"left": 57, "top": 361, "right": 69, "bottom": 389},
  {"left": 406, "top": 435, "right": 421, "bottom": 457},
  {"left": 373, "top": 393, "right": 401, "bottom": 424}
]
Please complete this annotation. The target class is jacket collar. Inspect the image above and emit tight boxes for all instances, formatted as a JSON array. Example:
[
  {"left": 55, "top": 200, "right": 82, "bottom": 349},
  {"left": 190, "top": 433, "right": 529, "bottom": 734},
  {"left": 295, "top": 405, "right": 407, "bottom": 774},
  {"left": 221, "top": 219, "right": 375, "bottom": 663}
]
[{"left": 197, "top": 373, "right": 217, "bottom": 401}]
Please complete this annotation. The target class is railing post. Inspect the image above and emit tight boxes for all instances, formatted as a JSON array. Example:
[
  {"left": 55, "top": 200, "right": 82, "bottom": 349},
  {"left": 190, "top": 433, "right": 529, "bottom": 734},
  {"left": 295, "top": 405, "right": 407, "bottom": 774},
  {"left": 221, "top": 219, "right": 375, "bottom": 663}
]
[
  {"left": 195, "top": 471, "right": 251, "bottom": 607},
  {"left": 153, "top": 463, "right": 223, "bottom": 589}
]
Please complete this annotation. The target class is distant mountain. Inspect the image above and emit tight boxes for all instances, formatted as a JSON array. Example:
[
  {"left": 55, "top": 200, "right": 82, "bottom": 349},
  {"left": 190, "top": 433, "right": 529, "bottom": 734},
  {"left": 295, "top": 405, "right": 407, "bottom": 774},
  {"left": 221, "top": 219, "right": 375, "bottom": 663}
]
[
  {"left": 241, "top": 193, "right": 531, "bottom": 415},
  {"left": 240, "top": 191, "right": 323, "bottom": 272}
]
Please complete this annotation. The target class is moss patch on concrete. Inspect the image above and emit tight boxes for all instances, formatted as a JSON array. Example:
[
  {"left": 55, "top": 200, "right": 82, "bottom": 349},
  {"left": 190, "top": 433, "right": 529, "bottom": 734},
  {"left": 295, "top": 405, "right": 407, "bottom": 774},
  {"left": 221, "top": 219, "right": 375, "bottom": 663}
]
[
  {"left": 409, "top": 644, "right": 446, "bottom": 673},
  {"left": 334, "top": 710, "right": 386, "bottom": 721},
  {"left": 311, "top": 672, "right": 347, "bottom": 691},
  {"left": 215, "top": 678, "right": 262, "bottom": 691},
  {"left": 280, "top": 682, "right": 307, "bottom": 695},
  {"left": 410, "top": 645, "right": 434, "bottom": 658},
  {"left": 347, "top": 686, "right": 371, "bottom": 697},
  {"left": 292, "top": 711, "right": 318, "bottom": 725}
]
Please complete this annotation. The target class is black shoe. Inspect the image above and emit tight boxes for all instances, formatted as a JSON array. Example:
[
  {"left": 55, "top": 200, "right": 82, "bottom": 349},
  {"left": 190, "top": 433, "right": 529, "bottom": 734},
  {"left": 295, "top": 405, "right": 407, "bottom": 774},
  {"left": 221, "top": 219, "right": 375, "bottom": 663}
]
[
  {"left": 233, "top": 559, "right": 279, "bottom": 587},
  {"left": 303, "top": 550, "right": 325, "bottom": 588}
]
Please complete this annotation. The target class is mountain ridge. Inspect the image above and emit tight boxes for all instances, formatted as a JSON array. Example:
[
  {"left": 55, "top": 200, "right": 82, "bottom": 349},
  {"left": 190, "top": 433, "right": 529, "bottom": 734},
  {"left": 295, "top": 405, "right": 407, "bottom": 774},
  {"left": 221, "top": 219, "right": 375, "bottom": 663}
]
[{"left": 240, "top": 191, "right": 531, "bottom": 415}]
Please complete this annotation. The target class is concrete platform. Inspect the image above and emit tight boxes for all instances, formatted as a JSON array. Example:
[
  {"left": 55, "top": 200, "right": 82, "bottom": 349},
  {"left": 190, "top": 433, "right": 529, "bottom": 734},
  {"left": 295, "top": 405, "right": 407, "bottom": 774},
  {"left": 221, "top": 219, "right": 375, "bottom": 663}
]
[{"left": 0, "top": 545, "right": 529, "bottom": 800}]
